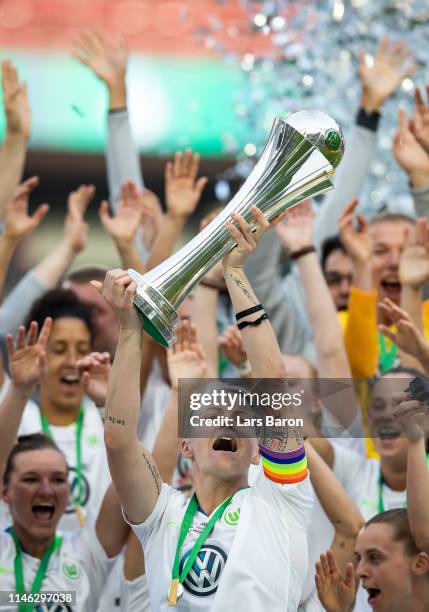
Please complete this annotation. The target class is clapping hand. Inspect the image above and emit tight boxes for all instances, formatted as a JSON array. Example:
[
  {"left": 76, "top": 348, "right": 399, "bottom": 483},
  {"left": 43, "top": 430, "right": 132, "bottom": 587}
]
[
  {"left": 3, "top": 177, "right": 49, "bottom": 242},
  {"left": 315, "top": 550, "right": 355, "bottom": 612},
  {"left": 6, "top": 318, "right": 52, "bottom": 393},
  {"left": 1, "top": 60, "right": 31, "bottom": 139},
  {"left": 393, "top": 109, "right": 429, "bottom": 187},
  {"left": 165, "top": 149, "right": 208, "bottom": 219},
  {"left": 359, "top": 37, "right": 415, "bottom": 111},
  {"left": 410, "top": 86, "right": 429, "bottom": 155},
  {"left": 63, "top": 185, "right": 95, "bottom": 254},
  {"left": 338, "top": 198, "right": 372, "bottom": 264},
  {"left": 77, "top": 351, "right": 111, "bottom": 408},
  {"left": 378, "top": 298, "right": 429, "bottom": 369},
  {"left": 99, "top": 182, "right": 143, "bottom": 246},
  {"left": 167, "top": 320, "right": 207, "bottom": 390},
  {"left": 399, "top": 217, "right": 429, "bottom": 289},
  {"left": 218, "top": 325, "right": 248, "bottom": 368}
]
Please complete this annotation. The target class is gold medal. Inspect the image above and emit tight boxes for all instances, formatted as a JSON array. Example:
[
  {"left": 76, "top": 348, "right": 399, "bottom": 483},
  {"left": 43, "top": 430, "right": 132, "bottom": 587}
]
[
  {"left": 167, "top": 579, "right": 183, "bottom": 605},
  {"left": 76, "top": 505, "right": 86, "bottom": 528}
]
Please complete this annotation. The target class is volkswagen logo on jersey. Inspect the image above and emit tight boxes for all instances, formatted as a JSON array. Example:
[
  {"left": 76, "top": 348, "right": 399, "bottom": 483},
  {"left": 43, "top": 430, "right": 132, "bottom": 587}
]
[
  {"left": 179, "top": 544, "right": 227, "bottom": 597},
  {"left": 65, "top": 467, "right": 90, "bottom": 514}
]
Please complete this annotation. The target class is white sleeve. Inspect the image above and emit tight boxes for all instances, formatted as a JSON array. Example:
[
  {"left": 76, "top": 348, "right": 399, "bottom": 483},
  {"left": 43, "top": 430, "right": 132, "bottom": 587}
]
[
  {"left": 72, "top": 527, "right": 118, "bottom": 610},
  {"left": 120, "top": 572, "right": 151, "bottom": 612},
  {"left": 298, "top": 589, "right": 324, "bottom": 612},
  {"left": 332, "top": 442, "right": 367, "bottom": 503},
  {"left": 123, "top": 483, "right": 179, "bottom": 552},
  {"left": 252, "top": 462, "right": 314, "bottom": 529}
]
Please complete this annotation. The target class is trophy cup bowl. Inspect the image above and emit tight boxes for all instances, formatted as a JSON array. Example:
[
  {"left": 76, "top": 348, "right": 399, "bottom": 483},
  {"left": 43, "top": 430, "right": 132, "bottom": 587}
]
[{"left": 128, "top": 110, "right": 344, "bottom": 347}]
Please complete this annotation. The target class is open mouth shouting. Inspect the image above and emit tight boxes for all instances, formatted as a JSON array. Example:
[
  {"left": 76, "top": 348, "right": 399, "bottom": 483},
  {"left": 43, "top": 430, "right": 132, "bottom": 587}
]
[
  {"left": 60, "top": 374, "right": 80, "bottom": 386},
  {"left": 364, "top": 586, "right": 381, "bottom": 607},
  {"left": 32, "top": 502, "right": 56, "bottom": 522},
  {"left": 377, "top": 428, "right": 401, "bottom": 440},
  {"left": 212, "top": 437, "right": 238, "bottom": 452},
  {"left": 380, "top": 279, "right": 401, "bottom": 301}
]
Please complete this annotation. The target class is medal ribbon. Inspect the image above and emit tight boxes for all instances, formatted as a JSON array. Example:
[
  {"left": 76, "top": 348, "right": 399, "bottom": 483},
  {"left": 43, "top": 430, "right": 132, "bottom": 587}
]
[
  {"left": 377, "top": 455, "right": 429, "bottom": 513},
  {"left": 378, "top": 332, "right": 398, "bottom": 374},
  {"left": 40, "top": 407, "right": 84, "bottom": 507},
  {"left": 169, "top": 494, "right": 233, "bottom": 604},
  {"left": 9, "top": 528, "right": 62, "bottom": 612}
]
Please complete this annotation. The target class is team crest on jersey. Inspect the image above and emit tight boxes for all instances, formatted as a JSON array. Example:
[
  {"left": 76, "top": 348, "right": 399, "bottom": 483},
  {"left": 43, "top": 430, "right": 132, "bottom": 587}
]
[
  {"left": 65, "top": 467, "right": 90, "bottom": 514},
  {"left": 179, "top": 544, "right": 227, "bottom": 597},
  {"left": 224, "top": 507, "right": 240, "bottom": 526},
  {"left": 62, "top": 561, "right": 80, "bottom": 580},
  {"left": 85, "top": 433, "right": 100, "bottom": 448}
]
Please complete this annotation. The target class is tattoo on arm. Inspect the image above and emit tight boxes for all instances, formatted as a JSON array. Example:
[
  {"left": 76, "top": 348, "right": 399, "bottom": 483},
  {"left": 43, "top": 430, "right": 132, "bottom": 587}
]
[
  {"left": 107, "top": 415, "right": 126, "bottom": 426},
  {"left": 142, "top": 451, "right": 162, "bottom": 495},
  {"left": 229, "top": 273, "right": 258, "bottom": 306},
  {"left": 258, "top": 405, "right": 304, "bottom": 451},
  {"left": 258, "top": 425, "right": 290, "bottom": 452}
]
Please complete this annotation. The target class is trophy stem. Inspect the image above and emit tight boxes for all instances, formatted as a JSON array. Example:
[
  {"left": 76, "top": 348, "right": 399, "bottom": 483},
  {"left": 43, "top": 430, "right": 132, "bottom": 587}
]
[{"left": 130, "top": 111, "right": 344, "bottom": 347}]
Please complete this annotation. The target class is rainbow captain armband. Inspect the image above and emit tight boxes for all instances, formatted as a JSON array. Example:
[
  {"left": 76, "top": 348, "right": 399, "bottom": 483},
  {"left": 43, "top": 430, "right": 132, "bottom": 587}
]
[{"left": 259, "top": 444, "right": 308, "bottom": 484}]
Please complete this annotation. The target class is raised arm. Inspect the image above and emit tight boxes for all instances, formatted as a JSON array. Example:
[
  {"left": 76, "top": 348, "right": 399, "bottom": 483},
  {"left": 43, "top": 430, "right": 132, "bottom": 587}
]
[
  {"left": 152, "top": 320, "right": 207, "bottom": 484},
  {"left": 408, "top": 86, "right": 429, "bottom": 218},
  {"left": 95, "top": 483, "right": 130, "bottom": 558},
  {"left": 71, "top": 29, "right": 150, "bottom": 263},
  {"left": 393, "top": 397, "right": 429, "bottom": 553},
  {"left": 276, "top": 201, "right": 353, "bottom": 378},
  {"left": 222, "top": 206, "right": 285, "bottom": 380},
  {"left": 315, "top": 37, "right": 415, "bottom": 247},
  {"left": 393, "top": 108, "right": 429, "bottom": 216},
  {"left": 0, "top": 61, "right": 31, "bottom": 219},
  {"left": 305, "top": 442, "right": 363, "bottom": 573},
  {"left": 0, "top": 318, "right": 51, "bottom": 480},
  {"left": 72, "top": 29, "right": 142, "bottom": 199},
  {"left": 399, "top": 217, "right": 429, "bottom": 333},
  {"left": 93, "top": 270, "right": 162, "bottom": 524},
  {"left": 0, "top": 185, "right": 93, "bottom": 336},
  {"left": 99, "top": 181, "right": 144, "bottom": 273},
  {"left": 223, "top": 208, "right": 308, "bottom": 464},
  {"left": 32, "top": 184, "right": 94, "bottom": 286},
  {"left": 338, "top": 200, "right": 378, "bottom": 378},
  {"left": 378, "top": 298, "right": 429, "bottom": 375},
  {"left": 0, "top": 177, "right": 49, "bottom": 300},
  {"left": 145, "top": 150, "right": 207, "bottom": 272}
]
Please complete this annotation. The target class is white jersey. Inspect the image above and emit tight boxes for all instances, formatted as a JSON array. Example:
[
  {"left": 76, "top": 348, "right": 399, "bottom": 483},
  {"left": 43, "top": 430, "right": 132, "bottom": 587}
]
[
  {"left": 128, "top": 464, "right": 313, "bottom": 611},
  {"left": 332, "top": 443, "right": 406, "bottom": 520},
  {"left": 15, "top": 400, "right": 110, "bottom": 533},
  {"left": 120, "top": 573, "right": 151, "bottom": 612},
  {"left": 0, "top": 527, "right": 116, "bottom": 612},
  {"left": 299, "top": 589, "right": 323, "bottom": 612},
  {"left": 332, "top": 443, "right": 406, "bottom": 612}
]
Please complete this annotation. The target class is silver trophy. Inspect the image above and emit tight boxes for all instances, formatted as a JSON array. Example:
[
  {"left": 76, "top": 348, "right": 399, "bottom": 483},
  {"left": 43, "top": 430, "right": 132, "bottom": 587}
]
[{"left": 128, "top": 110, "right": 344, "bottom": 347}]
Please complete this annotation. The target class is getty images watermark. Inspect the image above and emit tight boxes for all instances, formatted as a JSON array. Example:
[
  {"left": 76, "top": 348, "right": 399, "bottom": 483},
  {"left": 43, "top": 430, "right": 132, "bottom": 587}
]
[
  {"left": 188, "top": 387, "right": 304, "bottom": 429},
  {"left": 178, "top": 376, "right": 429, "bottom": 439},
  {"left": 178, "top": 379, "right": 310, "bottom": 438}
]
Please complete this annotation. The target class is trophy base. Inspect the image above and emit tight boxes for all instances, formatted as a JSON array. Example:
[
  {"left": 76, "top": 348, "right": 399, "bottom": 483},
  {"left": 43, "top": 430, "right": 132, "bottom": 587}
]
[{"left": 128, "top": 270, "right": 180, "bottom": 348}]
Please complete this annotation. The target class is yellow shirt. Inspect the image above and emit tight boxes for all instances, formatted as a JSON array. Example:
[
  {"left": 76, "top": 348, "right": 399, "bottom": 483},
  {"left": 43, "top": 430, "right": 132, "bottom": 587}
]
[{"left": 339, "top": 288, "right": 429, "bottom": 458}]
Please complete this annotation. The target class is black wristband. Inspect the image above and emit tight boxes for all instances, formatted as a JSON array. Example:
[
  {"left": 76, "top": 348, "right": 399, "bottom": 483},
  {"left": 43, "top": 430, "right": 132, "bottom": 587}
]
[
  {"left": 235, "top": 304, "right": 264, "bottom": 322},
  {"left": 108, "top": 107, "right": 127, "bottom": 115},
  {"left": 237, "top": 313, "right": 269, "bottom": 330},
  {"left": 356, "top": 107, "right": 381, "bottom": 132},
  {"left": 289, "top": 245, "right": 316, "bottom": 261}
]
